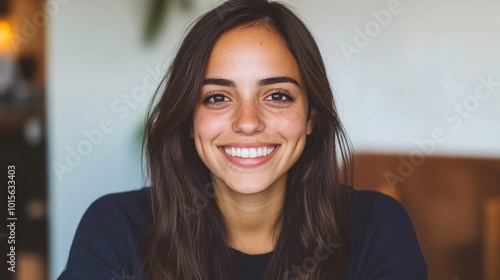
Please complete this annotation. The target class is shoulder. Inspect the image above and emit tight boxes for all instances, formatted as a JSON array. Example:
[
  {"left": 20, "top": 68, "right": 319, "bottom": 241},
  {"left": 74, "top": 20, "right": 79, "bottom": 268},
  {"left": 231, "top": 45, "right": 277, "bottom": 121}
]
[
  {"left": 350, "top": 189, "right": 409, "bottom": 227},
  {"left": 83, "top": 187, "right": 151, "bottom": 222},
  {"left": 76, "top": 187, "right": 151, "bottom": 238},
  {"left": 347, "top": 188, "right": 427, "bottom": 280},
  {"left": 58, "top": 187, "right": 151, "bottom": 280}
]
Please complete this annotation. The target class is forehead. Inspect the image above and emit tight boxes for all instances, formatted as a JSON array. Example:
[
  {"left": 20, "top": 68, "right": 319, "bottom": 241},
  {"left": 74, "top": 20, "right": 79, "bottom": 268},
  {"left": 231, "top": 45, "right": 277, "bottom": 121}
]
[{"left": 205, "top": 24, "right": 302, "bottom": 82}]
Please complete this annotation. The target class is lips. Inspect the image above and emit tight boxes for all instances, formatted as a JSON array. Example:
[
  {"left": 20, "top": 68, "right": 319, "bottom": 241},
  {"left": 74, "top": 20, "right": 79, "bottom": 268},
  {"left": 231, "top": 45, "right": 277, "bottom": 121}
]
[{"left": 222, "top": 146, "right": 277, "bottom": 158}]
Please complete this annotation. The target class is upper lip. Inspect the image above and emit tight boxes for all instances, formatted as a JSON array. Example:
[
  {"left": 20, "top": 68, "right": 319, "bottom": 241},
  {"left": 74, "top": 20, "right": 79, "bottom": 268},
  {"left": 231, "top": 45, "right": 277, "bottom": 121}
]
[{"left": 218, "top": 142, "right": 280, "bottom": 148}]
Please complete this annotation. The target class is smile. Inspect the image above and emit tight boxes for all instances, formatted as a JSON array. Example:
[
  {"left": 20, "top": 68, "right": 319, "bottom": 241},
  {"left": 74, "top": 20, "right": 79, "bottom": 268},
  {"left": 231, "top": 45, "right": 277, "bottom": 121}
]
[{"left": 222, "top": 146, "right": 278, "bottom": 158}]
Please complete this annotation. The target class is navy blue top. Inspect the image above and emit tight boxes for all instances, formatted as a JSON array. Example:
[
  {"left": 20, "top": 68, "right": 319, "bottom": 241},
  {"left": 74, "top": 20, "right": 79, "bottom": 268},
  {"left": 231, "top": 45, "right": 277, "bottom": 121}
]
[{"left": 58, "top": 187, "right": 427, "bottom": 279}]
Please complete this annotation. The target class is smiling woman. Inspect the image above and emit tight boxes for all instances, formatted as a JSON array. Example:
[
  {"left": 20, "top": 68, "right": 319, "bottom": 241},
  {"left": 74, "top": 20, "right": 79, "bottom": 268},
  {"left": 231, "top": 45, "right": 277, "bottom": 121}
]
[
  {"left": 193, "top": 25, "right": 312, "bottom": 199},
  {"left": 58, "top": 0, "right": 427, "bottom": 279}
]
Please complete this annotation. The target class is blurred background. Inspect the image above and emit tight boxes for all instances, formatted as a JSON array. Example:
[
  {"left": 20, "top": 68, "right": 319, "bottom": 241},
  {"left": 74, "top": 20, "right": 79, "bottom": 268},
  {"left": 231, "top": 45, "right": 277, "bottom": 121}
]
[{"left": 0, "top": 0, "right": 498, "bottom": 279}]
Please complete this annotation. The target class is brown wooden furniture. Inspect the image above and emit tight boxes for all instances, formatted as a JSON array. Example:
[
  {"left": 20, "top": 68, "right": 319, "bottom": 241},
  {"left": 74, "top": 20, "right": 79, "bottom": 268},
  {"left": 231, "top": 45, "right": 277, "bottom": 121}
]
[
  {"left": 353, "top": 153, "right": 500, "bottom": 280},
  {"left": 483, "top": 197, "right": 500, "bottom": 280}
]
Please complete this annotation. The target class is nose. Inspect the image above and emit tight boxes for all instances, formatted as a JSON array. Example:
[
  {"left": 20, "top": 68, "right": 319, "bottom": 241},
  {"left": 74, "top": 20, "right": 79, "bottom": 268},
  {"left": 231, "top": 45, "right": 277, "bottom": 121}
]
[{"left": 232, "top": 100, "right": 265, "bottom": 135}]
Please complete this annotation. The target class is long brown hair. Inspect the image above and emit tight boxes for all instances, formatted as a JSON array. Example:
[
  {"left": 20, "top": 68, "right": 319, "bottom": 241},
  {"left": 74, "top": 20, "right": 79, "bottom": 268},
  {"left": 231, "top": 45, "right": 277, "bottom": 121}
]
[{"left": 142, "top": 0, "right": 353, "bottom": 279}]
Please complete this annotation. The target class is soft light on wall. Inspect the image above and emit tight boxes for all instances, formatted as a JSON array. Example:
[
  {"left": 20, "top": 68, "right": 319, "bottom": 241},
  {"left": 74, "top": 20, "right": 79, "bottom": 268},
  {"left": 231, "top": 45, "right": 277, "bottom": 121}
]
[
  {"left": 0, "top": 18, "right": 14, "bottom": 96},
  {"left": 0, "top": 19, "right": 12, "bottom": 50}
]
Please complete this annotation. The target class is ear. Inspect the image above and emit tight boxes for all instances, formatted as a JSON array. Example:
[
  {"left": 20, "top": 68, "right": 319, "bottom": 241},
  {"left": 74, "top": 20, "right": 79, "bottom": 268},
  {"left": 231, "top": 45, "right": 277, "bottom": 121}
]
[{"left": 306, "top": 108, "right": 316, "bottom": 135}]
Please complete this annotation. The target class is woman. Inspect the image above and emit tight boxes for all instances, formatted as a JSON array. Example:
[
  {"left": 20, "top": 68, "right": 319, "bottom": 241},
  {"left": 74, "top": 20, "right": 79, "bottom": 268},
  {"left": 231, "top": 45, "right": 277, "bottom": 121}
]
[{"left": 59, "top": 0, "right": 427, "bottom": 279}]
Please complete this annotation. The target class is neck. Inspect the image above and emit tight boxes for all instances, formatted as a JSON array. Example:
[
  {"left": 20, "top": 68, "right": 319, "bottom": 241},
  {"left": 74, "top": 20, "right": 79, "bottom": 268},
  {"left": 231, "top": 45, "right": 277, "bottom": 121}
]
[{"left": 213, "top": 175, "right": 286, "bottom": 254}]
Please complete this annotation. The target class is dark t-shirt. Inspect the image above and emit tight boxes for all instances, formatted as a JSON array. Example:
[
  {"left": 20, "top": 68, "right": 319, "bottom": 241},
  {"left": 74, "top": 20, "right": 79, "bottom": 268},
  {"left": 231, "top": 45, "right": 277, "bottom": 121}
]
[{"left": 58, "top": 187, "right": 427, "bottom": 280}]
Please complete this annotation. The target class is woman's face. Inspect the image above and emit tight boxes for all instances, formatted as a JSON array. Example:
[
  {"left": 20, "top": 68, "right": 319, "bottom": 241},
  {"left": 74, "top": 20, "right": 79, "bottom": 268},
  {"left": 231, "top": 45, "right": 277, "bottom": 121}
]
[{"left": 192, "top": 24, "right": 314, "bottom": 195}]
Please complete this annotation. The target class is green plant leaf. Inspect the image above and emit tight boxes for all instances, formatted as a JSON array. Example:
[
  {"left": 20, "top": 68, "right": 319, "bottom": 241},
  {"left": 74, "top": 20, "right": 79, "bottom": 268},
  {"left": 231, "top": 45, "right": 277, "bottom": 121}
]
[{"left": 143, "top": 0, "right": 170, "bottom": 44}]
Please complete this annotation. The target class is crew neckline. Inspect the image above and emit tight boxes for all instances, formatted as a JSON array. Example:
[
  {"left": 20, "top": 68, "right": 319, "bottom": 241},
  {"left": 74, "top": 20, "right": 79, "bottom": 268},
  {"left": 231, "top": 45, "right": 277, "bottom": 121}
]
[{"left": 231, "top": 248, "right": 274, "bottom": 257}]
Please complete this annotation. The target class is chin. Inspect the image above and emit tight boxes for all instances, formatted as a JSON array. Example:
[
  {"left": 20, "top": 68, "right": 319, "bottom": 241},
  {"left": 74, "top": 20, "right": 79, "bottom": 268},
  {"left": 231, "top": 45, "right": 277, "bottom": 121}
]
[
  {"left": 219, "top": 174, "right": 283, "bottom": 195},
  {"left": 231, "top": 185, "right": 269, "bottom": 195}
]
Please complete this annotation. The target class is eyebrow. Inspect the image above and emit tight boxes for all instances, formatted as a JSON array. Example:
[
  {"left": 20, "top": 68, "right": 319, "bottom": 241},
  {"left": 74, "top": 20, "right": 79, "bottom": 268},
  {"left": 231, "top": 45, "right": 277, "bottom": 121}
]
[
  {"left": 202, "top": 76, "right": 300, "bottom": 88},
  {"left": 202, "top": 78, "right": 236, "bottom": 87}
]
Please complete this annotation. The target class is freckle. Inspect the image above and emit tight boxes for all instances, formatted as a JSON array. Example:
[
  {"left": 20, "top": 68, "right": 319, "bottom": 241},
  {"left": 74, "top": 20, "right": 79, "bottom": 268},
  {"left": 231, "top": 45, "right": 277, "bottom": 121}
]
[{"left": 260, "top": 42, "right": 263, "bottom": 45}]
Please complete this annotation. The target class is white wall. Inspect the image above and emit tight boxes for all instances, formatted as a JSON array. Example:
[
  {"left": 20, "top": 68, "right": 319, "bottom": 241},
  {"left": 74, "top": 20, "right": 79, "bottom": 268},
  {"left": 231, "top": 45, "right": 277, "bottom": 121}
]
[
  {"left": 48, "top": 0, "right": 500, "bottom": 278},
  {"left": 286, "top": 0, "right": 500, "bottom": 156}
]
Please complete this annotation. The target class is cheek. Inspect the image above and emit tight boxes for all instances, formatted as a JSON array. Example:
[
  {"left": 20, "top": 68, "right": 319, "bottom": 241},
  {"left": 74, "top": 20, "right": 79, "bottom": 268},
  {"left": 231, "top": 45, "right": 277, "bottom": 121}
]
[
  {"left": 270, "top": 111, "right": 308, "bottom": 138},
  {"left": 193, "top": 110, "right": 224, "bottom": 143}
]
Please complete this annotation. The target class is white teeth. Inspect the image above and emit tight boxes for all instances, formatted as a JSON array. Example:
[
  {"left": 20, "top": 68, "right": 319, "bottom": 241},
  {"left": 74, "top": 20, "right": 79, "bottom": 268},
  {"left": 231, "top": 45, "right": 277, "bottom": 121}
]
[
  {"left": 257, "top": 148, "right": 263, "bottom": 157},
  {"left": 249, "top": 148, "right": 257, "bottom": 158},
  {"left": 241, "top": 148, "right": 249, "bottom": 158},
  {"left": 223, "top": 146, "right": 276, "bottom": 158}
]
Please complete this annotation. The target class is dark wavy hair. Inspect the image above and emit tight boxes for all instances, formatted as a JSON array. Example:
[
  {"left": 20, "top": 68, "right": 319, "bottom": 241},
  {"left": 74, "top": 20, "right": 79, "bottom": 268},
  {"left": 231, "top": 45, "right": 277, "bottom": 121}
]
[{"left": 142, "top": 0, "right": 353, "bottom": 279}]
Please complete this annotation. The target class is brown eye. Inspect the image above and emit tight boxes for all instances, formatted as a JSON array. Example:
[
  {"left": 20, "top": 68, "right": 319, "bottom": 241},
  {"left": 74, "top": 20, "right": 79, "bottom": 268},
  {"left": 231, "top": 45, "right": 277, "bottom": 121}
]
[
  {"left": 270, "top": 93, "right": 287, "bottom": 101},
  {"left": 213, "top": 95, "right": 226, "bottom": 102},
  {"left": 203, "top": 93, "right": 230, "bottom": 105},
  {"left": 265, "top": 90, "right": 295, "bottom": 104}
]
